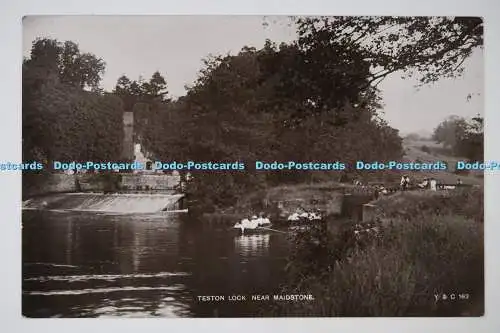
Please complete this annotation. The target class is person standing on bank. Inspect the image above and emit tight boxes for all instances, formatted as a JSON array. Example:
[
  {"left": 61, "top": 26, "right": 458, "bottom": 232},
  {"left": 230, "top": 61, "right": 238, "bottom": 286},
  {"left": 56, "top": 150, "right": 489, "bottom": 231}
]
[
  {"left": 400, "top": 175, "right": 408, "bottom": 190},
  {"left": 430, "top": 178, "right": 438, "bottom": 191}
]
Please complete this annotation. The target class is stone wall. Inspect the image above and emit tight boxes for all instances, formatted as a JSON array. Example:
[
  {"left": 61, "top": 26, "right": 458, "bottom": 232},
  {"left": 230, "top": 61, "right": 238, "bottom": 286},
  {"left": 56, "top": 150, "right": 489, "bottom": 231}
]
[
  {"left": 341, "top": 193, "right": 374, "bottom": 221},
  {"left": 266, "top": 191, "right": 344, "bottom": 219},
  {"left": 77, "top": 174, "right": 113, "bottom": 192},
  {"left": 23, "top": 173, "right": 182, "bottom": 198},
  {"left": 23, "top": 173, "right": 115, "bottom": 198},
  {"left": 23, "top": 173, "right": 77, "bottom": 198},
  {"left": 323, "top": 192, "right": 344, "bottom": 215},
  {"left": 362, "top": 203, "right": 382, "bottom": 222},
  {"left": 118, "top": 174, "right": 181, "bottom": 191}
]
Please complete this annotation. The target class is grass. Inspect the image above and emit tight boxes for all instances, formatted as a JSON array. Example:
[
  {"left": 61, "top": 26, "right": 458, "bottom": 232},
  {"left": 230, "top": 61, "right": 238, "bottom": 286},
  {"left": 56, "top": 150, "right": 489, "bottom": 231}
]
[
  {"left": 402, "top": 138, "right": 483, "bottom": 185},
  {"left": 266, "top": 188, "right": 484, "bottom": 316},
  {"left": 374, "top": 187, "right": 483, "bottom": 223}
]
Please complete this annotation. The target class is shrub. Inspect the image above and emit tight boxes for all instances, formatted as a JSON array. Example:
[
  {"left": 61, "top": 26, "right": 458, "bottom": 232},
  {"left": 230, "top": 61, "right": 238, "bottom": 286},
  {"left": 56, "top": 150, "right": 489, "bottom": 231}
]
[
  {"left": 421, "top": 145, "right": 431, "bottom": 153},
  {"left": 268, "top": 189, "right": 484, "bottom": 316}
]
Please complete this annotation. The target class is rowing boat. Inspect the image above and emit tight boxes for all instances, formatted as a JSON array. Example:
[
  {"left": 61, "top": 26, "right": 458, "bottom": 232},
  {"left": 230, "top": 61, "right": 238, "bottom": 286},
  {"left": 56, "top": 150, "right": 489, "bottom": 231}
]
[
  {"left": 233, "top": 216, "right": 273, "bottom": 234},
  {"left": 233, "top": 225, "right": 271, "bottom": 235}
]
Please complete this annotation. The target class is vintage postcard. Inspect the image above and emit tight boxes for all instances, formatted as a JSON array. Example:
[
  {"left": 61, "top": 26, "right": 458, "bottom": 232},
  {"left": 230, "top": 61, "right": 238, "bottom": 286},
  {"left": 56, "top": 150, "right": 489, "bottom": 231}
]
[{"left": 21, "top": 15, "right": 484, "bottom": 317}]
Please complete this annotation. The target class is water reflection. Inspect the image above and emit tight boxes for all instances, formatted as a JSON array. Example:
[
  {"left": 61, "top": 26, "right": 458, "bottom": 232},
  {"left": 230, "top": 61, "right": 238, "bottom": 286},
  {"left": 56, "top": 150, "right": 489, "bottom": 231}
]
[
  {"left": 234, "top": 234, "right": 270, "bottom": 257},
  {"left": 22, "top": 210, "right": 289, "bottom": 317}
]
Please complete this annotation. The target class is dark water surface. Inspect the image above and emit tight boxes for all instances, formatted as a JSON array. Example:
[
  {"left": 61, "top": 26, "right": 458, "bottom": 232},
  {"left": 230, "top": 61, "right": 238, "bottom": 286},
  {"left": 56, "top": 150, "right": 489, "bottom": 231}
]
[{"left": 22, "top": 210, "right": 291, "bottom": 317}]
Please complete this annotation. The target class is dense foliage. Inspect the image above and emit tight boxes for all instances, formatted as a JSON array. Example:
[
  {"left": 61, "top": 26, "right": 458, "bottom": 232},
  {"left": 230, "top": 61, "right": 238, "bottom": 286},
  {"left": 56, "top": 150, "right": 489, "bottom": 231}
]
[
  {"left": 23, "top": 16, "right": 484, "bottom": 210},
  {"left": 23, "top": 38, "right": 123, "bottom": 164},
  {"left": 432, "top": 115, "right": 484, "bottom": 161},
  {"left": 291, "top": 16, "right": 483, "bottom": 86},
  {"left": 139, "top": 17, "right": 484, "bottom": 209},
  {"left": 267, "top": 189, "right": 483, "bottom": 316},
  {"left": 138, "top": 41, "right": 404, "bottom": 209}
]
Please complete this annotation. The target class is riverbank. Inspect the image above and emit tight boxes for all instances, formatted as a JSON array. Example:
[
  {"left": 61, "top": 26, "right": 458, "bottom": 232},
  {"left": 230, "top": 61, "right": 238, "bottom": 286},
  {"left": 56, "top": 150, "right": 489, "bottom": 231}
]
[
  {"left": 264, "top": 187, "right": 484, "bottom": 316},
  {"left": 214, "top": 181, "right": 362, "bottom": 219}
]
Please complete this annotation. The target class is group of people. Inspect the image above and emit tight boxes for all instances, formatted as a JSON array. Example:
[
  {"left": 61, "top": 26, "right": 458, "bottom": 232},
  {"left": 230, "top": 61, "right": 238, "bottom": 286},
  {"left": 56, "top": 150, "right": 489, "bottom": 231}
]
[
  {"left": 417, "top": 177, "right": 463, "bottom": 190},
  {"left": 355, "top": 174, "right": 464, "bottom": 196},
  {"left": 400, "top": 175, "right": 411, "bottom": 190},
  {"left": 417, "top": 177, "right": 436, "bottom": 190}
]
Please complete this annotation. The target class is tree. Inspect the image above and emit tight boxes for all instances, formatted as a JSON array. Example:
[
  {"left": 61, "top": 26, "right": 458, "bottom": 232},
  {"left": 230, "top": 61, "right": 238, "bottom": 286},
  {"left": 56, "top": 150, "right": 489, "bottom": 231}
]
[
  {"left": 59, "top": 41, "right": 106, "bottom": 90},
  {"left": 111, "top": 72, "right": 172, "bottom": 160},
  {"left": 142, "top": 71, "right": 169, "bottom": 101},
  {"left": 113, "top": 72, "right": 170, "bottom": 109},
  {"left": 129, "top": 80, "right": 143, "bottom": 96},
  {"left": 139, "top": 42, "right": 404, "bottom": 209},
  {"left": 114, "top": 75, "right": 132, "bottom": 95},
  {"left": 455, "top": 115, "right": 484, "bottom": 161},
  {"left": 27, "top": 38, "right": 106, "bottom": 91},
  {"left": 432, "top": 115, "right": 468, "bottom": 149},
  {"left": 123, "top": 17, "right": 483, "bottom": 210},
  {"left": 291, "top": 16, "right": 483, "bottom": 87},
  {"left": 23, "top": 38, "right": 123, "bottom": 165},
  {"left": 432, "top": 115, "right": 484, "bottom": 161},
  {"left": 113, "top": 75, "right": 137, "bottom": 111}
]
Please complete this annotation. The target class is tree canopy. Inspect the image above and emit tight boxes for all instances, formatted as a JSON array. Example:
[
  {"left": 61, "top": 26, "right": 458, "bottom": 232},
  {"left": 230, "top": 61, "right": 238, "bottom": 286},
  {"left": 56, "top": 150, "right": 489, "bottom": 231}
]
[
  {"left": 292, "top": 16, "right": 483, "bottom": 86},
  {"left": 23, "top": 38, "right": 123, "bottom": 164},
  {"left": 23, "top": 17, "right": 484, "bottom": 209},
  {"left": 135, "top": 40, "right": 404, "bottom": 208},
  {"left": 26, "top": 38, "right": 106, "bottom": 91},
  {"left": 113, "top": 71, "right": 170, "bottom": 110},
  {"left": 432, "top": 114, "right": 484, "bottom": 161},
  {"left": 432, "top": 115, "right": 469, "bottom": 148}
]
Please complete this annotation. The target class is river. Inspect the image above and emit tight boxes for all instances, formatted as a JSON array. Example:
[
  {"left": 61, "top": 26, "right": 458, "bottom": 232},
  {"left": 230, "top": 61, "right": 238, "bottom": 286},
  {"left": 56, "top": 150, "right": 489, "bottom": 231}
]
[{"left": 22, "top": 210, "right": 291, "bottom": 317}]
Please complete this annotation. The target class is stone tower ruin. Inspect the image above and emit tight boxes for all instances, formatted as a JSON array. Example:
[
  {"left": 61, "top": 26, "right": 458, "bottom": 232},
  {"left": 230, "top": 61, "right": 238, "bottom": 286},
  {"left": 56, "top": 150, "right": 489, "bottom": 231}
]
[{"left": 122, "top": 111, "right": 134, "bottom": 160}]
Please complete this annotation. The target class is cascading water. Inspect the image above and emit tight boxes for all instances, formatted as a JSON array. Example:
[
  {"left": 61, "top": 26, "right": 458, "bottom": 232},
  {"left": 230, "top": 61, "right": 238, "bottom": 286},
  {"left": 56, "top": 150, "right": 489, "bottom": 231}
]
[{"left": 22, "top": 193, "right": 185, "bottom": 213}]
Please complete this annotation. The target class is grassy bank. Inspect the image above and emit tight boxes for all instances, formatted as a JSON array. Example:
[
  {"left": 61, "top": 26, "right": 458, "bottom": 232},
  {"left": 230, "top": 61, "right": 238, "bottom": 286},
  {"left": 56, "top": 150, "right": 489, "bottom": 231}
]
[
  {"left": 402, "top": 137, "right": 483, "bottom": 185},
  {"left": 266, "top": 187, "right": 484, "bottom": 316}
]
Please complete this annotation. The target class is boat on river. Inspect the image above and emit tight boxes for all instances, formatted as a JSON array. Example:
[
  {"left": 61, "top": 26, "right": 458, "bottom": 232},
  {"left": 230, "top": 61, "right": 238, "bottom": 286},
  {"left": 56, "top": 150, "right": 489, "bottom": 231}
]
[
  {"left": 233, "top": 226, "right": 272, "bottom": 235},
  {"left": 233, "top": 216, "right": 273, "bottom": 235},
  {"left": 285, "top": 210, "right": 324, "bottom": 226}
]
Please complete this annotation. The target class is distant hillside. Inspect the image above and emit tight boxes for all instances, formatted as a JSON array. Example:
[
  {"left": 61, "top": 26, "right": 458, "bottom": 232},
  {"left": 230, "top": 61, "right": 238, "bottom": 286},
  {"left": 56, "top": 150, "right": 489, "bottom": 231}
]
[
  {"left": 402, "top": 130, "right": 433, "bottom": 141},
  {"left": 402, "top": 138, "right": 483, "bottom": 185}
]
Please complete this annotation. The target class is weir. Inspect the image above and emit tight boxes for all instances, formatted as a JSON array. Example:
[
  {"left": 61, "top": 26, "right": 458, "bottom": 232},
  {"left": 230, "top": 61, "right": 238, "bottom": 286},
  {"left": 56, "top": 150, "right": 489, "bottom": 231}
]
[{"left": 22, "top": 192, "right": 185, "bottom": 214}]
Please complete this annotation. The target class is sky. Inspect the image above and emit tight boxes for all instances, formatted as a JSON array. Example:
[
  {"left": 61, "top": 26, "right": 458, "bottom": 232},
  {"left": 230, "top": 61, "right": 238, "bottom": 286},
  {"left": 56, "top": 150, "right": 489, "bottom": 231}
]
[{"left": 22, "top": 15, "right": 484, "bottom": 136}]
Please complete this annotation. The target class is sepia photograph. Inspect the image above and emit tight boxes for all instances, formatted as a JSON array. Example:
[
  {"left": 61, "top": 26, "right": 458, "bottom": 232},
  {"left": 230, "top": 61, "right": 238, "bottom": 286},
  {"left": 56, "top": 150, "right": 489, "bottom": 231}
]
[{"left": 21, "top": 15, "right": 484, "bottom": 317}]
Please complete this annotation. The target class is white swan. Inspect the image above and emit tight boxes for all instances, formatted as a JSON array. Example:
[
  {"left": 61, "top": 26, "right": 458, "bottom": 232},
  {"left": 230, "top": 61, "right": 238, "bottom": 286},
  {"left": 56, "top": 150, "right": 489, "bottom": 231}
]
[{"left": 259, "top": 217, "right": 271, "bottom": 226}]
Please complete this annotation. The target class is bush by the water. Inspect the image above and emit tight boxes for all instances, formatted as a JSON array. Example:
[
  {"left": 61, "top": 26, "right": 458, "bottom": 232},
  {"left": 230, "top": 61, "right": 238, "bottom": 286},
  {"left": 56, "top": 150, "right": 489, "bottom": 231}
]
[
  {"left": 375, "top": 188, "right": 483, "bottom": 223},
  {"left": 267, "top": 189, "right": 483, "bottom": 316},
  {"left": 420, "top": 145, "right": 431, "bottom": 153}
]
